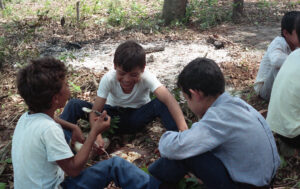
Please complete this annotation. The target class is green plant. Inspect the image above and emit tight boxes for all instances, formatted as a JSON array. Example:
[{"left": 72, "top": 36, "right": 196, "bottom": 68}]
[
  {"left": 1, "top": 4, "right": 13, "bottom": 17},
  {"left": 185, "top": 0, "right": 232, "bottom": 30},
  {"left": 177, "top": 177, "right": 203, "bottom": 189},
  {"left": 102, "top": 116, "right": 120, "bottom": 137},
  {"left": 0, "top": 37, "right": 6, "bottom": 66},
  {"left": 68, "top": 81, "right": 82, "bottom": 97},
  {"left": 140, "top": 165, "right": 150, "bottom": 174},
  {"left": 58, "top": 52, "right": 76, "bottom": 62},
  {"left": 0, "top": 158, "right": 12, "bottom": 164},
  {"left": 280, "top": 155, "right": 287, "bottom": 169},
  {"left": 172, "top": 88, "right": 181, "bottom": 103},
  {"left": 257, "top": 0, "right": 270, "bottom": 9},
  {"left": 0, "top": 183, "right": 6, "bottom": 189}
]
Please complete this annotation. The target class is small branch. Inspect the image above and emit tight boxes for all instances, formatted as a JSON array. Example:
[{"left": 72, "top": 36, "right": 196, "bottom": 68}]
[
  {"left": 76, "top": 1, "right": 80, "bottom": 23},
  {"left": 0, "top": 95, "right": 8, "bottom": 100},
  {"left": 144, "top": 45, "right": 165, "bottom": 54},
  {"left": 0, "top": 0, "right": 4, "bottom": 9}
]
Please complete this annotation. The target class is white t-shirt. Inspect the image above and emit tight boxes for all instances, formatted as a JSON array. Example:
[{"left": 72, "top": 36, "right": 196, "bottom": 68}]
[
  {"left": 254, "top": 36, "right": 291, "bottom": 92},
  {"left": 267, "top": 49, "right": 300, "bottom": 138},
  {"left": 97, "top": 69, "right": 162, "bottom": 108},
  {"left": 12, "top": 113, "right": 74, "bottom": 189}
]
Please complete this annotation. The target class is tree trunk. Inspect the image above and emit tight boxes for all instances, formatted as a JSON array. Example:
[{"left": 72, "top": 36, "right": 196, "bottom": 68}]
[
  {"left": 0, "top": 0, "right": 4, "bottom": 9},
  {"left": 162, "top": 0, "right": 187, "bottom": 25},
  {"left": 232, "top": 0, "right": 244, "bottom": 22}
]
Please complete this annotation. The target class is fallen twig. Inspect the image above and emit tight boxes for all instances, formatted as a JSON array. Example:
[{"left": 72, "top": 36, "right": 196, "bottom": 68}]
[
  {"left": 144, "top": 45, "right": 165, "bottom": 54},
  {"left": 0, "top": 95, "right": 8, "bottom": 100}
]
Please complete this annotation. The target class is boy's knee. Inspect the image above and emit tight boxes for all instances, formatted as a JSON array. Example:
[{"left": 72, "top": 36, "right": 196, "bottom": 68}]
[
  {"left": 111, "top": 156, "right": 126, "bottom": 165},
  {"left": 153, "top": 98, "right": 166, "bottom": 109},
  {"left": 66, "top": 99, "right": 82, "bottom": 107}
]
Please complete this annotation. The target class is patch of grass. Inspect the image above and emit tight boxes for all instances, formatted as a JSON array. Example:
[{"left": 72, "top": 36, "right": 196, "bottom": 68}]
[
  {"left": 185, "top": 0, "right": 232, "bottom": 30},
  {"left": 58, "top": 52, "right": 76, "bottom": 62}
]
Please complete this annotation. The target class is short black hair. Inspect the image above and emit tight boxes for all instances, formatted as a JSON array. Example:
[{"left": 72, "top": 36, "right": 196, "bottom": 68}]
[
  {"left": 113, "top": 40, "right": 146, "bottom": 72},
  {"left": 177, "top": 58, "right": 225, "bottom": 98},
  {"left": 296, "top": 14, "right": 300, "bottom": 43},
  {"left": 281, "top": 11, "right": 300, "bottom": 37},
  {"left": 17, "top": 57, "right": 67, "bottom": 113}
]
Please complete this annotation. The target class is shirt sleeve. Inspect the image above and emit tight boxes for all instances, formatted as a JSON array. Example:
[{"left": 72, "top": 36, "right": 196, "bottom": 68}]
[
  {"left": 42, "top": 125, "right": 74, "bottom": 162},
  {"left": 97, "top": 72, "right": 111, "bottom": 99},
  {"left": 143, "top": 70, "right": 162, "bottom": 92},
  {"left": 158, "top": 108, "right": 231, "bottom": 160},
  {"left": 268, "top": 39, "right": 289, "bottom": 69}
]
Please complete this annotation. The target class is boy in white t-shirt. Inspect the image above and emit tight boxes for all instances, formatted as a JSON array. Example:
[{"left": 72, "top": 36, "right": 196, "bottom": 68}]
[
  {"left": 58, "top": 40, "right": 188, "bottom": 152},
  {"left": 254, "top": 11, "right": 300, "bottom": 100},
  {"left": 12, "top": 57, "right": 161, "bottom": 189}
]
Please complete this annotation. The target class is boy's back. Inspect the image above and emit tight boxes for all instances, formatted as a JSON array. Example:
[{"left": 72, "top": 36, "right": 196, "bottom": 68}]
[
  {"left": 159, "top": 92, "right": 280, "bottom": 186},
  {"left": 254, "top": 36, "right": 291, "bottom": 93},
  {"left": 12, "top": 112, "right": 72, "bottom": 188}
]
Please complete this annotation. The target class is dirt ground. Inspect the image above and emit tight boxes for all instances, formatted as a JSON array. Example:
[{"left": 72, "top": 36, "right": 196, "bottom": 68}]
[{"left": 1, "top": 8, "right": 300, "bottom": 189}]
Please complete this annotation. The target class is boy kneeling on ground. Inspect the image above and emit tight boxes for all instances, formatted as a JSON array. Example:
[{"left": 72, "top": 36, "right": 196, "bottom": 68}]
[
  {"left": 149, "top": 58, "right": 281, "bottom": 188},
  {"left": 12, "top": 57, "right": 161, "bottom": 189}
]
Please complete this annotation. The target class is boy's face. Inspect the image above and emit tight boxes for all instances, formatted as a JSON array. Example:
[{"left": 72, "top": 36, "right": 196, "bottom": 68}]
[
  {"left": 114, "top": 65, "right": 145, "bottom": 93},
  {"left": 284, "top": 29, "right": 300, "bottom": 50},
  {"left": 182, "top": 92, "right": 202, "bottom": 117},
  {"left": 182, "top": 90, "right": 206, "bottom": 118},
  {"left": 55, "top": 78, "right": 71, "bottom": 109}
]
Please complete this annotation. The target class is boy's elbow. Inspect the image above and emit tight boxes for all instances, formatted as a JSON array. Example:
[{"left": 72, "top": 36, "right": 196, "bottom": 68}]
[{"left": 66, "top": 169, "right": 81, "bottom": 177}]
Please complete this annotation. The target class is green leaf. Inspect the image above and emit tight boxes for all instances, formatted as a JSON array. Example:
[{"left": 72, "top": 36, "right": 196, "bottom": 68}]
[
  {"left": 177, "top": 178, "right": 187, "bottom": 189},
  {"left": 280, "top": 155, "right": 287, "bottom": 168},
  {"left": 5, "top": 158, "right": 12, "bottom": 164},
  {"left": 0, "top": 183, "right": 6, "bottom": 189},
  {"left": 140, "top": 165, "right": 150, "bottom": 174}
]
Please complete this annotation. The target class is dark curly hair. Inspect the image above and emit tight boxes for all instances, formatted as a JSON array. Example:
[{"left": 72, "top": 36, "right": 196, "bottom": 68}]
[
  {"left": 17, "top": 57, "right": 67, "bottom": 113},
  {"left": 113, "top": 40, "right": 146, "bottom": 72},
  {"left": 177, "top": 57, "right": 225, "bottom": 98}
]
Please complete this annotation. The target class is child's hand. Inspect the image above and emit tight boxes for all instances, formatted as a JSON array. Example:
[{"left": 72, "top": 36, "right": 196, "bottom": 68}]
[
  {"left": 71, "top": 126, "right": 85, "bottom": 146},
  {"left": 91, "top": 110, "right": 111, "bottom": 135}
]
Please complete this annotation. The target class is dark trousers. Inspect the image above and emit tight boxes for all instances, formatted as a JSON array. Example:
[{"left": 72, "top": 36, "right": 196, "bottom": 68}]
[
  {"left": 61, "top": 156, "right": 161, "bottom": 189},
  {"left": 278, "top": 134, "right": 300, "bottom": 149},
  {"left": 60, "top": 98, "right": 178, "bottom": 140},
  {"left": 149, "top": 152, "right": 270, "bottom": 189}
]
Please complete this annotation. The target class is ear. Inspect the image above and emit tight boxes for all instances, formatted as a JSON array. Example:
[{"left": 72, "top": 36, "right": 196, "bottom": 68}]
[
  {"left": 52, "top": 94, "right": 59, "bottom": 107},
  {"left": 189, "top": 89, "right": 204, "bottom": 101},
  {"left": 141, "top": 65, "right": 145, "bottom": 72},
  {"left": 282, "top": 29, "right": 289, "bottom": 38}
]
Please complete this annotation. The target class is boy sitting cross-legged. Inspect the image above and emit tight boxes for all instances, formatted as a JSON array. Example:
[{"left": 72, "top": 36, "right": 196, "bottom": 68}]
[
  {"left": 58, "top": 40, "right": 188, "bottom": 153},
  {"left": 254, "top": 11, "right": 300, "bottom": 100},
  {"left": 149, "top": 58, "right": 280, "bottom": 188},
  {"left": 12, "top": 57, "right": 161, "bottom": 189}
]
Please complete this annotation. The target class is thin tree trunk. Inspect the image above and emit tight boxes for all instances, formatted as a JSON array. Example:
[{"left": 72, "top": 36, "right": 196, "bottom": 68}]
[
  {"left": 76, "top": 1, "right": 80, "bottom": 23},
  {"left": 0, "top": 0, "right": 4, "bottom": 9},
  {"left": 232, "top": 0, "right": 244, "bottom": 22},
  {"left": 162, "top": 0, "right": 187, "bottom": 25}
]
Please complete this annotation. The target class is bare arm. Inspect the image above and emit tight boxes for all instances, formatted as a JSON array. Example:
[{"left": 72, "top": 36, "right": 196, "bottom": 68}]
[
  {"left": 54, "top": 117, "right": 84, "bottom": 144},
  {"left": 154, "top": 86, "right": 188, "bottom": 131},
  {"left": 89, "top": 96, "right": 107, "bottom": 149},
  {"left": 56, "top": 112, "right": 110, "bottom": 177},
  {"left": 89, "top": 96, "right": 106, "bottom": 123}
]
